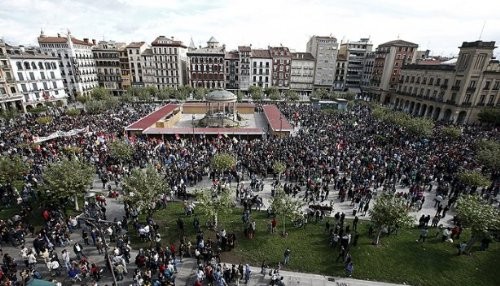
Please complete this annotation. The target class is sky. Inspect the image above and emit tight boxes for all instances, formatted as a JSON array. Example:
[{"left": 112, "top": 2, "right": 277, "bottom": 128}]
[{"left": 1, "top": 0, "right": 500, "bottom": 58}]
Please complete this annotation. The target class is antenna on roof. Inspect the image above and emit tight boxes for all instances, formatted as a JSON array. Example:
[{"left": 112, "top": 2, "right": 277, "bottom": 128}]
[
  {"left": 397, "top": 34, "right": 400, "bottom": 40},
  {"left": 478, "top": 20, "right": 486, "bottom": 40}
]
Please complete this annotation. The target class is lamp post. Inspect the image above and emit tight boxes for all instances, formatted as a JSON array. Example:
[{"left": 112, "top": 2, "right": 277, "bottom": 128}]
[
  {"left": 78, "top": 217, "right": 118, "bottom": 285},
  {"left": 279, "top": 114, "right": 283, "bottom": 137},
  {"left": 192, "top": 115, "right": 195, "bottom": 137}
]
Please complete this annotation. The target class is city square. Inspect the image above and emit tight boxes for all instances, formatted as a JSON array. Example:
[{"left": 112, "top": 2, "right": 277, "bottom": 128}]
[{"left": 1, "top": 1, "right": 500, "bottom": 286}]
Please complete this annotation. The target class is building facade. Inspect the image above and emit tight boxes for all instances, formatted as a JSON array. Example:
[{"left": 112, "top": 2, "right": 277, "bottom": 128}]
[
  {"left": 6, "top": 45, "right": 67, "bottom": 109},
  {"left": 143, "top": 36, "right": 187, "bottom": 89},
  {"left": 238, "top": 46, "right": 252, "bottom": 91},
  {"left": 225, "top": 51, "right": 239, "bottom": 91},
  {"left": 290, "top": 52, "right": 315, "bottom": 94},
  {"left": 187, "top": 37, "right": 225, "bottom": 89},
  {"left": 92, "top": 41, "right": 125, "bottom": 96},
  {"left": 368, "top": 39, "right": 418, "bottom": 103},
  {"left": 361, "top": 52, "right": 375, "bottom": 98},
  {"left": 119, "top": 47, "right": 131, "bottom": 91},
  {"left": 126, "top": 42, "right": 147, "bottom": 86},
  {"left": 334, "top": 54, "right": 348, "bottom": 91},
  {"left": 340, "top": 38, "right": 373, "bottom": 94},
  {"left": 306, "top": 36, "right": 339, "bottom": 89},
  {"left": 269, "top": 46, "right": 291, "bottom": 90},
  {"left": 0, "top": 40, "right": 23, "bottom": 111},
  {"left": 391, "top": 41, "right": 499, "bottom": 123},
  {"left": 250, "top": 49, "right": 272, "bottom": 89},
  {"left": 38, "top": 31, "right": 98, "bottom": 98}
]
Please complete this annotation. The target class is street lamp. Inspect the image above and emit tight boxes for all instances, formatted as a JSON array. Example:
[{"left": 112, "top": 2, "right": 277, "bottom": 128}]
[
  {"left": 279, "top": 114, "right": 283, "bottom": 137},
  {"left": 78, "top": 217, "right": 118, "bottom": 285},
  {"left": 192, "top": 115, "right": 195, "bottom": 137}
]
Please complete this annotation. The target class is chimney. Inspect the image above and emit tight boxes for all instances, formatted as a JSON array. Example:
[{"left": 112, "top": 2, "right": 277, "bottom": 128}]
[
  {"left": 92, "top": 39, "right": 96, "bottom": 45},
  {"left": 83, "top": 38, "right": 89, "bottom": 43},
  {"left": 57, "top": 33, "right": 61, "bottom": 38},
  {"left": 19, "top": 45, "right": 25, "bottom": 53}
]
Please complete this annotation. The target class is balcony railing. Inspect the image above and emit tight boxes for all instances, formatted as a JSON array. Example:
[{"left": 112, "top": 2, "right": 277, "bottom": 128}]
[
  {"left": 466, "top": 87, "right": 476, "bottom": 92},
  {"left": 451, "top": 86, "right": 460, "bottom": 91}
]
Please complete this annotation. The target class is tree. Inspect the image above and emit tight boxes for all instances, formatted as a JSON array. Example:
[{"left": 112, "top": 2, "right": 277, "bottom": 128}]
[
  {"left": 477, "top": 107, "right": 500, "bottom": 126},
  {"left": 75, "top": 94, "right": 88, "bottom": 104},
  {"left": 211, "top": 153, "right": 236, "bottom": 175},
  {"left": 236, "top": 91, "right": 244, "bottom": 102},
  {"left": 178, "top": 85, "right": 193, "bottom": 99},
  {"left": 0, "top": 155, "right": 30, "bottom": 188},
  {"left": 122, "top": 165, "right": 167, "bottom": 216},
  {"left": 272, "top": 160, "right": 286, "bottom": 181},
  {"left": 194, "top": 87, "right": 206, "bottom": 100},
  {"left": 196, "top": 187, "right": 234, "bottom": 229},
  {"left": 369, "top": 194, "right": 414, "bottom": 245},
  {"left": 36, "top": 116, "right": 53, "bottom": 125},
  {"left": 270, "top": 187, "right": 304, "bottom": 235},
  {"left": 85, "top": 100, "right": 105, "bottom": 114},
  {"left": 313, "top": 88, "right": 329, "bottom": 99},
  {"left": 442, "top": 126, "right": 462, "bottom": 140},
  {"left": 157, "top": 88, "right": 170, "bottom": 100},
  {"left": 249, "top": 86, "right": 262, "bottom": 101},
  {"left": 458, "top": 170, "right": 491, "bottom": 188},
  {"left": 285, "top": 90, "right": 299, "bottom": 101},
  {"left": 65, "top": 108, "right": 81, "bottom": 117},
  {"left": 109, "top": 140, "right": 134, "bottom": 165},
  {"left": 39, "top": 159, "right": 94, "bottom": 211},
  {"left": 103, "top": 96, "right": 119, "bottom": 109},
  {"left": 265, "top": 87, "right": 279, "bottom": 98},
  {"left": 90, "top": 87, "right": 110, "bottom": 101},
  {"left": 475, "top": 140, "right": 500, "bottom": 170},
  {"left": 146, "top": 86, "right": 159, "bottom": 98},
  {"left": 455, "top": 194, "right": 500, "bottom": 253}
]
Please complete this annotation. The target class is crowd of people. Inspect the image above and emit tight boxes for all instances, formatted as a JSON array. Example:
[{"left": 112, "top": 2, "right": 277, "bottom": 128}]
[{"left": 0, "top": 100, "right": 498, "bottom": 285}]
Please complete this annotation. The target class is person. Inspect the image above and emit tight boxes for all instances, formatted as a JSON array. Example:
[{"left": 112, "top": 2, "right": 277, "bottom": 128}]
[
  {"left": 244, "top": 264, "right": 251, "bottom": 284},
  {"left": 73, "top": 242, "right": 84, "bottom": 260},
  {"left": 345, "top": 261, "right": 354, "bottom": 277},
  {"left": 61, "top": 249, "right": 71, "bottom": 270},
  {"left": 283, "top": 247, "right": 291, "bottom": 265},
  {"left": 457, "top": 242, "right": 467, "bottom": 255},
  {"left": 271, "top": 218, "right": 277, "bottom": 234},
  {"left": 416, "top": 227, "right": 428, "bottom": 243}
]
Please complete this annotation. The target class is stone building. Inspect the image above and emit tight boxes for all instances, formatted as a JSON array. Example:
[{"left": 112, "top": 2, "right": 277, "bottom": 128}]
[
  {"left": 6, "top": 44, "right": 67, "bottom": 110},
  {"left": 38, "top": 31, "right": 98, "bottom": 98},
  {"left": 306, "top": 36, "right": 339, "bottom": 89},
  {"left": 290, "top": 52, "right": 315, "bottom": 95},
  {"left": 225, "top": 50, "right": 239, "bottom": 91},
  {"left": 250, "top": 49, "right": 272, "bottom": 89},
  {"left": 0, "top": 40, "right": 23, "bottom": 111},
  {"left": 269, "top": 46, "right": 292, "bottom": 90},
  {"left": 368, "top": 39, "right": 418, "bottom": 104},
  {"left": 92, "top": 41, "right": 125, "bottom": 96},
  {"left": 126, "top": 41, "right": 147, "bottom": 86},
  {"left": 187, "top": 37, "right": 225, "bottom": 89},
  {"left": 238, "top": 46, "right": 252, "bottom": 91},
  {"left": 392, "top": 41, "right": 500, "bottom": 123},
  {"left": 143, "top": 36, "right": 187, "bottom": 89}
]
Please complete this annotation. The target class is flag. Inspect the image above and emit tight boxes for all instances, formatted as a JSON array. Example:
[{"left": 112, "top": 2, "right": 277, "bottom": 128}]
[
  {"left": 175, "top": 134, "right": 180, "bottom": 140},
  {"left": 218, "top": 133, "right": 222, "bottom": 139}
]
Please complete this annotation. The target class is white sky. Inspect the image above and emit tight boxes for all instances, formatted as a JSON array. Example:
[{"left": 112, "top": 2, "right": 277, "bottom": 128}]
[{"left": 1, "top": 0, "right": 499, "bottom": 58}]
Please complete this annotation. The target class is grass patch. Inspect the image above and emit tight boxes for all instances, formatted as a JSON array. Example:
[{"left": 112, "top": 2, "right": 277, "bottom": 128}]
[{"left": 131, "top": 203, "right": 499, "bottom": 286}]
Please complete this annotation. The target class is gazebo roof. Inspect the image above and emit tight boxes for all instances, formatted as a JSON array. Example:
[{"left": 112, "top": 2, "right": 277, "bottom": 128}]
[{"left": 206, "top": 90, "right": 237, "bottom": 102}]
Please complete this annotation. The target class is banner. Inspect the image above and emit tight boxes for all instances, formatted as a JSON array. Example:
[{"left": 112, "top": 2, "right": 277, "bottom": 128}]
[{"left": 33, "top": 127, "right": 88, "bottom": 143}]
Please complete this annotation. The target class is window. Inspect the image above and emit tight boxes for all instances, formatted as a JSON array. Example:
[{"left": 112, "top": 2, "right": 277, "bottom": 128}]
[
  {"left": 479, "top": 94, "right": 486, "bottom": 104},
  {"left": 52, "top": 81, "right": 57, "bottom": 88},
  {"left": 464, "top": 94, "right": 471, "bottom": 103},
  {"left": 484, "top": 81, "right": 491, "bottom": 90},
  {"left": 21, "top": 84, "right": 27, "bottom": 92},
  {"left": 16, "top": 62, "right": 23, "bottom": 70},
  {"left": 40, "top": 72, "right": 45, "bottom": 80},
  {"left": 494, "top": 81, "right": 500, "bottom": 90},
  {"left": 43, "top": 82, "right": 48, "bottom": 90},
  {"left": 38, "top": 62, "right": 44, "bottom": 69},
  {"left": 454, "top": 80, "right": 461, "bottom": 87},
  {"left": 429, "top": 78, "right": 434, "bottom": 85},
  {"left": 488, "top": 95, "right": 495, "bottom": 104},
  {"left": 17, "top": 72, "right": 24, "bottom": 81},
  {"left": 50, "top": 72, "right": 55, "bottom": 79},
  {"left": 29, "top": 72, "right": 35, "bottom": 80},
  {"left": 24, "top": 62, "right": 30, "bottom": 69},
  {"left": 31, "top": 62, "right": 37, "bottom": 69},
  {"left": 469, "top": 80, "right": 476, "bottom": 88},
  {"left": 32, "top": 83, "right": 38, "bottom": 91}
]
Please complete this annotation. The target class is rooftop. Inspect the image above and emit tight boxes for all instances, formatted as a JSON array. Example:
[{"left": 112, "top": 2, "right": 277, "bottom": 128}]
[
  {"left": 151, "top": 36, "right": 187, "bottom": 48},
  {"left": 291, "top": 52, "right": 315, "bottom": 61},
  {"left": 206, "top": 90, "right": 237, "bottom": 102},
  {"left": 379, "top": 39, "right": 418, "bottom": 48},
  {"left": 126, "top": 42, "right": 146, "bottom": 48},
  {"left": 262, "top": 105, "right": 293, "bottom": 132},
  {"left": 126, "top": 104, "right": 179, "bottom": 131},
  {"left": 460, "top": 41, "right": 496, "bottom": 49},
  {"left": 38, "top": 35, "right": 94, "bottom": 47},
  {"left": 402, "top": 64, "right": 455, "bottom": 71},
  {"left": 251, "top": 49, "right": 271, "bottom": 59}
]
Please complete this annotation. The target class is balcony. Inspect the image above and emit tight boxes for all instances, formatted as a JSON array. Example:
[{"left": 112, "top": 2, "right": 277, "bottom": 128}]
[
  {"left": 466, "top": 87, "right": 476, "bottom": 93},
  {"left": 461, "top": 102, "right": 472, "bottom": 107},
  {"left": 440, "top": 84, "right": 448, "bottom": 89},
  {"left": 446, "top": 99, "right": 456, "bottom": 105},
  {"left": 451, "top": 86, "right": 460, "bottom": 91}
]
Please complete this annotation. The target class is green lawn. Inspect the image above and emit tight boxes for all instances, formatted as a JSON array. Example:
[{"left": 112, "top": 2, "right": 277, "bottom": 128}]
[{"left": 132, "top": 202, "right": 500, "bottom": 286}]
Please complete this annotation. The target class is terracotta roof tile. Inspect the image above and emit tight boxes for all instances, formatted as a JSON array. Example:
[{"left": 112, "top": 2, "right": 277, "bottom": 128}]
[
  {"left": 38, "top": 36, "right": 94, "bottom": 46},
  {"left": 251, "top": 49, "right": 271, "bottom": 58},
  {"left": 126, "top": 42, "right": 146, "bottom": 48},
  {"left": 292, "top": 52, "right": 315, "bottom": 61}
]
